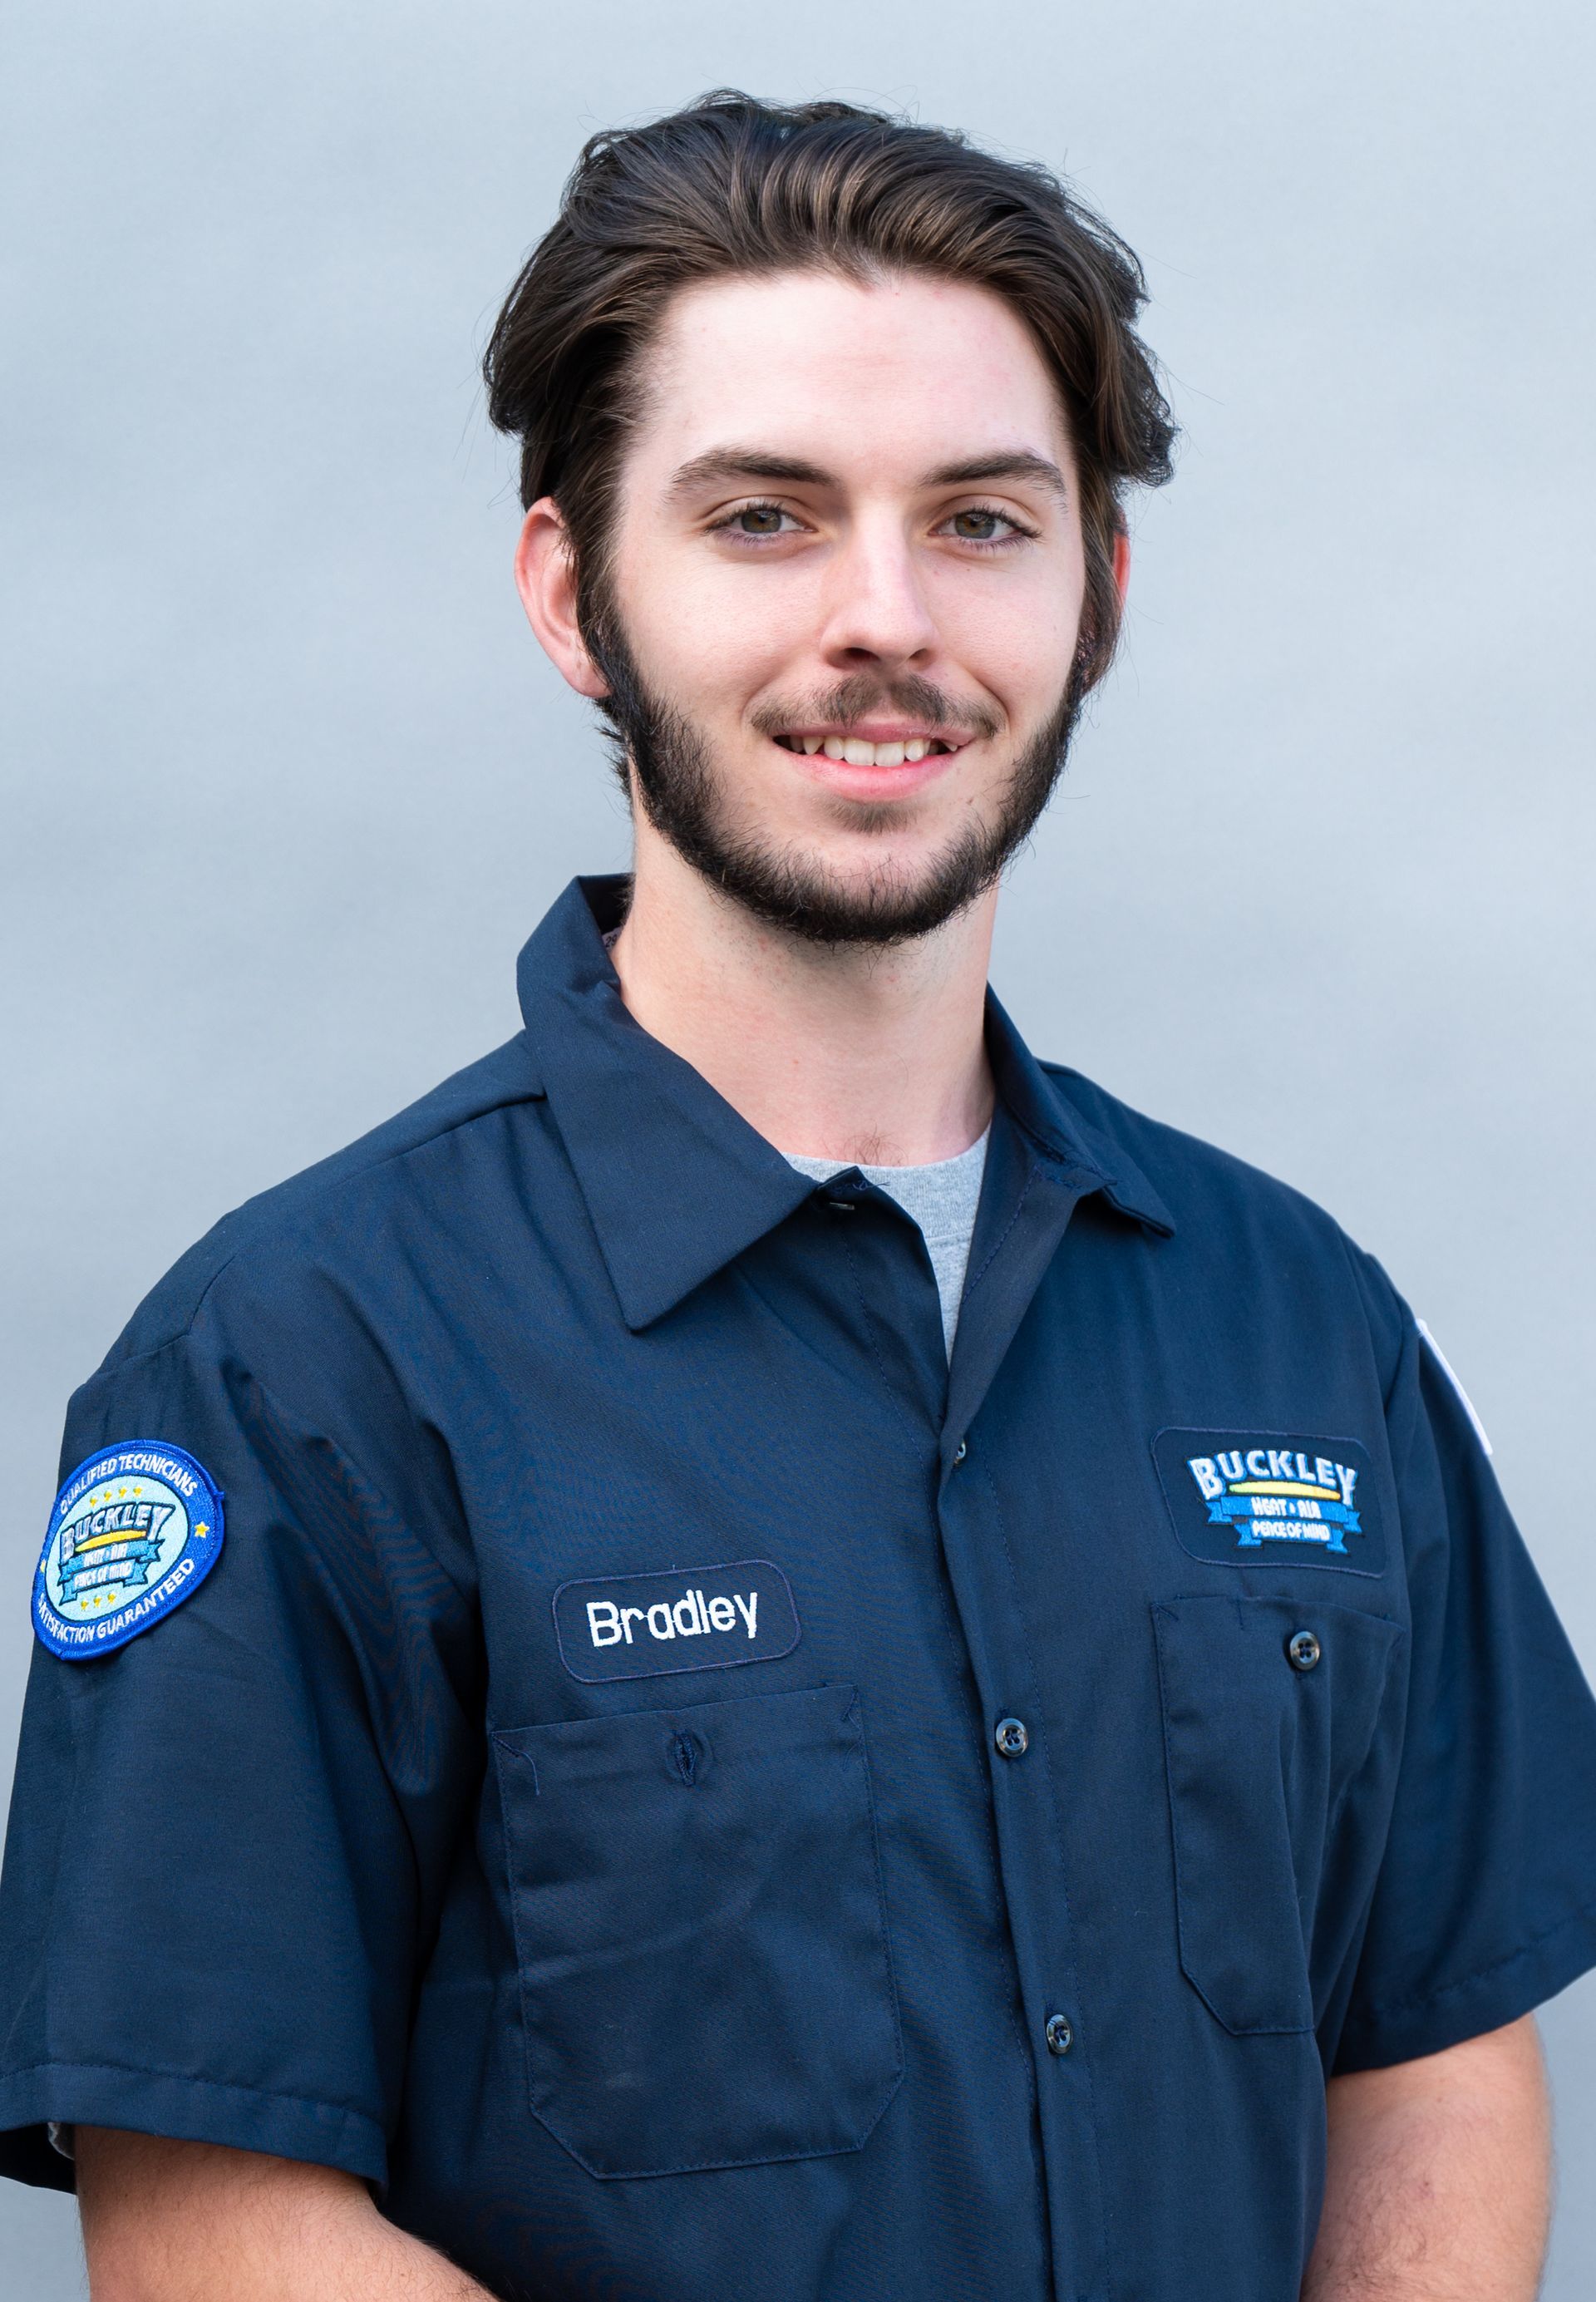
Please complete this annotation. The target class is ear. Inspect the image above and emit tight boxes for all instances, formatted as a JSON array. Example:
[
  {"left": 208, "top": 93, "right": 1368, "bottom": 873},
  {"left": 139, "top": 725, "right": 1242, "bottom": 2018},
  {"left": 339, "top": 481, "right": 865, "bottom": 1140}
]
[
  {"left": 514, "top": 500, "right": 610, "bottom": 700},
  {"left": 1111, "top": 525, "right": 1131, "bottom": 604}
]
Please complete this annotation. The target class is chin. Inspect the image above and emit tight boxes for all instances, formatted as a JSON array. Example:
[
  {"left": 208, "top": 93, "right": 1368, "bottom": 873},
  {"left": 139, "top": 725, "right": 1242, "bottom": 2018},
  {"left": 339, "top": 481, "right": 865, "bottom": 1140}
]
[{"left": 806, "top": 836, "right": 951, "bottom": 886}]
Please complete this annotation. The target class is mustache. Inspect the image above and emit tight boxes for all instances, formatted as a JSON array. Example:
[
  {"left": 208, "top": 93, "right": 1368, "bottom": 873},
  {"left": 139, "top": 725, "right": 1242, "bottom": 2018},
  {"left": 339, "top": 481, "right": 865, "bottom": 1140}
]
[{"left": 748, "top": 674, "right": 1002, "bottom": 743}]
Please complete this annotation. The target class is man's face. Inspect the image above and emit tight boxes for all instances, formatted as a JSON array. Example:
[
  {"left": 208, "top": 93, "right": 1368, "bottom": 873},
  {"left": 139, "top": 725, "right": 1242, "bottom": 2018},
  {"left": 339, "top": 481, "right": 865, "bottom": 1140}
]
[{"left": 596, "top": 268, "right": 1094, "bottom": 943}]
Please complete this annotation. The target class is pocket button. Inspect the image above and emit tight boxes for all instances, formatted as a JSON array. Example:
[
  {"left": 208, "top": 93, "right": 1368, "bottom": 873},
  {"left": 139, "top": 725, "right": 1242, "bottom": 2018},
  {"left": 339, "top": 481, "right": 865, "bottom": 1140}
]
[{"left": 1287, "top": 1629, "right": 1322, "bottom": 1673}]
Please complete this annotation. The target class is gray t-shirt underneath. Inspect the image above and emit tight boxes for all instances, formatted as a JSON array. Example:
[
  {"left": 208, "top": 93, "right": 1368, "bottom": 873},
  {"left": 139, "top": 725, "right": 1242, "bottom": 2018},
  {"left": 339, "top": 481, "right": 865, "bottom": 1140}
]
[{"left": 782, "top": 1130, "right": 991, "bottom": 1357}]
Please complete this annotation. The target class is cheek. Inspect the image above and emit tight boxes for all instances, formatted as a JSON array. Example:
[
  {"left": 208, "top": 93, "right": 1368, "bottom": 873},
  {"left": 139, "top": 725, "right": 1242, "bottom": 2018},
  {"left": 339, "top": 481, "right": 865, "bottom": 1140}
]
[
  {"left": 614, "top": 539, "right": 805, "bottom": 705},
  {"left": 929, "top": 570, "right": 1081, "bottom": 710}
]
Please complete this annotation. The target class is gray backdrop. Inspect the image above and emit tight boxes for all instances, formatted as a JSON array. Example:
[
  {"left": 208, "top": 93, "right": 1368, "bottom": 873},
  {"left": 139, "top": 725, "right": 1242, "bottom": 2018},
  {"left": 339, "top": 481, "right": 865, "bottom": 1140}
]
[{"left": 4, "top": 1, "right": 1593, "bottom": 2291}]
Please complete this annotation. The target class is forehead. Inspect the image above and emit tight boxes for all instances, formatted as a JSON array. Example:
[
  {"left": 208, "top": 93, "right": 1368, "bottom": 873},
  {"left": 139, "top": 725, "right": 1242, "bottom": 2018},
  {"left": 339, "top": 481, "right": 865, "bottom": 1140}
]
[{"left": 633, "top": 268, "right": 1074, "bottom": 483}]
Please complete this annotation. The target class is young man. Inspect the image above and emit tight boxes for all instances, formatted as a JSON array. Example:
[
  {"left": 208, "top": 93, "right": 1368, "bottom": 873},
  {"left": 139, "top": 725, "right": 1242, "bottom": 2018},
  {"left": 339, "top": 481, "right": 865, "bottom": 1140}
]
[{"left": 2, "top": 92, "right": 1592, "bottom": 2302}]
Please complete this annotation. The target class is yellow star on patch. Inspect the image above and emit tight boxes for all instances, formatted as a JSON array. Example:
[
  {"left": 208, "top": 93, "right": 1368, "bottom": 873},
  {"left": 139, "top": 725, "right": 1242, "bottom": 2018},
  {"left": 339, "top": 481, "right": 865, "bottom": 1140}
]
[{"left": 194, "top": 1522, "right": 209, "bottom": 1540}]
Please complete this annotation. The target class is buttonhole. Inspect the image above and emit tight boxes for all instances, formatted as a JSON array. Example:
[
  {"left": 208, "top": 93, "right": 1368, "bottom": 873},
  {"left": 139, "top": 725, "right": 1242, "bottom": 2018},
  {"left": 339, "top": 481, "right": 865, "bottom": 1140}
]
[{"left": 669, "top": 1729, "right": 707, "bottom": 1786}]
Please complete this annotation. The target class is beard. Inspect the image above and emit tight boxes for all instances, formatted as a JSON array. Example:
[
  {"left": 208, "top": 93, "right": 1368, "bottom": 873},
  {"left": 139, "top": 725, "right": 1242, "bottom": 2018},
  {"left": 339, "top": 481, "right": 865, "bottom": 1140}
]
[{"left": 589, "top": 623, "right": 1089, "bottom": 949}]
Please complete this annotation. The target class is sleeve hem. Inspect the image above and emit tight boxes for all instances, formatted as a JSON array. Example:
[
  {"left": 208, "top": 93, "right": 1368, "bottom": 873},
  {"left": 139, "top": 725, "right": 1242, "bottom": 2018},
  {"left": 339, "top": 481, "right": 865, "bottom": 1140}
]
[
  {"left": 0, "top": 2061, "right": 387, "bottom": 2191},
  {"left": 1332, "top": 1896, "right": 1596, "bottom": 2073}
]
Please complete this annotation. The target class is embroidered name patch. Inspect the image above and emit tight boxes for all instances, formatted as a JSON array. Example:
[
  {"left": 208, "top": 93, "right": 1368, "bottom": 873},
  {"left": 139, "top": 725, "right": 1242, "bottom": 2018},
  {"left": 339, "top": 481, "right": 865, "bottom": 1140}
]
[
  {"left": 1153, "top": 1427, "right": 1387, "bottom": 1578},
  {"left": 554, "top": 1559, "right": 801, "bottom": 1684},
  {"left": 36, "top": 1442, "right": 226, "bottom": 1659}
]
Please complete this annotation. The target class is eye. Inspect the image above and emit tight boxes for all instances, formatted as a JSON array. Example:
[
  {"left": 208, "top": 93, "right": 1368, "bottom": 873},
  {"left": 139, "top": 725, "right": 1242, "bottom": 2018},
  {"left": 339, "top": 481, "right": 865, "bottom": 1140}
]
[
  {"left": 709, "top": 500, "right": 802, "bottom": 540},
  {"left": 938, "top": 504, "right": 1037, "bottom": 549}
]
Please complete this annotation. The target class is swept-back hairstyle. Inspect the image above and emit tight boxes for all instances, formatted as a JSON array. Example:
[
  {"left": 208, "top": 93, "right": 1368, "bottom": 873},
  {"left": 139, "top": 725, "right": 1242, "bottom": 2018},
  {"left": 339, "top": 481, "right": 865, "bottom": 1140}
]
[{"left": 485, "top": 91, "right": 1175, "bottom": 691}]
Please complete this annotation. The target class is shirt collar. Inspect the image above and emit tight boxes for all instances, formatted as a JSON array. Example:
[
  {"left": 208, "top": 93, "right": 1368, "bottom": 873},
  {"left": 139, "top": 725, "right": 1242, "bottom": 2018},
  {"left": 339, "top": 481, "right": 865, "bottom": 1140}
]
[
  {"left": 517, "top": 875, "right": 1171, "bottom": 1331},
  {"left": 981, "top": 990, "right": 1175, "bottom": 1239}
]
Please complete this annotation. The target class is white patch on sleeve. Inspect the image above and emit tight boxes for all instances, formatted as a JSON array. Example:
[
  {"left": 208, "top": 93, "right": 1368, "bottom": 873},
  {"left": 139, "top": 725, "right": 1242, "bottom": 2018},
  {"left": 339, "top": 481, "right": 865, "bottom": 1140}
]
[{"left": 1416, "top": 1320, "right": 1494, "bottom": 1457}]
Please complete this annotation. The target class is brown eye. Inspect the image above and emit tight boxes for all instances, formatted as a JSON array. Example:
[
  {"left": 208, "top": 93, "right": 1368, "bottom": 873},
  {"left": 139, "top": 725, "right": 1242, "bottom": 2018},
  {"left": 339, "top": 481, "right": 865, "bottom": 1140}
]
[
  {"left": 736, "top": 505, "right": 786, "bottom": 535},
  {"left": 951, "top": 509, "right": 1002, "bottom": 540}
]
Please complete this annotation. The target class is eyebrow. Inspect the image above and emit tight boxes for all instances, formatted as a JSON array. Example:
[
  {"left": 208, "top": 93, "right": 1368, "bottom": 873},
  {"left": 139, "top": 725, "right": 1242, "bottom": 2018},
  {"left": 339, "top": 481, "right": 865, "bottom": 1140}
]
[
  {"left": 667, "top": 450, "right": 835, "bottom": 499},
  {"left": 666, "top": 446, "right": 1070, "bottom": 503},
  {"left": 924, "top": 452, "right": 1070, "bottom": 501}
]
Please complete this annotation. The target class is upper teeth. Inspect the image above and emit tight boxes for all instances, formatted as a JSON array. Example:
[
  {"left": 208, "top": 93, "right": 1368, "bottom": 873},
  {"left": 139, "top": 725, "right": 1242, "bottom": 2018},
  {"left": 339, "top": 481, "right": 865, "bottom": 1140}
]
[{"left": 794, "top": 736, "right": 937, "bottom": 764}]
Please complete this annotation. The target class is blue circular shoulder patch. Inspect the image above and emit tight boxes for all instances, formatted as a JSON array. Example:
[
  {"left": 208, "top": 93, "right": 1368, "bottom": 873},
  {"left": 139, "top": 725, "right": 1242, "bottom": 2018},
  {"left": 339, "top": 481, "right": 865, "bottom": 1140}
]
[{"left": 35, "top": 1442, "right": 225, "bottom": 1660}]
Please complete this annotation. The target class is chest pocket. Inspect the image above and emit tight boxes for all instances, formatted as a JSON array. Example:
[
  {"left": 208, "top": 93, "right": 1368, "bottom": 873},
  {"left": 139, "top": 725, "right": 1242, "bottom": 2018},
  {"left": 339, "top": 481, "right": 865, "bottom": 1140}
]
[
  {"left": 492, "top": 1681, "right": 903, "bottom": 2179},
  {"left": 1152, "top": 1595, "right": 1406, "bottom": 2035}
]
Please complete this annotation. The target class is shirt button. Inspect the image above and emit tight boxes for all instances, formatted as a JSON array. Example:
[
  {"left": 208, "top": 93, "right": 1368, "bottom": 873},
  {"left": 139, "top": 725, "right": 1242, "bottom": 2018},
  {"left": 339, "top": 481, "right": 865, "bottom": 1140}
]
[
  {"left": 994, "top": 1717, "right": 1029, "bottom": 1759},
  {"left": 953, "top": 1438, "right": 968, "bottom": 1465},
  {"left": 1287, "top": 1629, "right": 1322, "bottom": 1672},
  {"left": 1045, "top": 2013, "right": 1074, "bottom": 2056}
]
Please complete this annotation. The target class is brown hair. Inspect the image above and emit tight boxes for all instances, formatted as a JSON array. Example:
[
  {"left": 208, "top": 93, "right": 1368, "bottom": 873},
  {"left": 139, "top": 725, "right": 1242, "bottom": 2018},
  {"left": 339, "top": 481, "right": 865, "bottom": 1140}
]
[{"left": 484, "top": 91, "right": 1175, "bottom": 691}]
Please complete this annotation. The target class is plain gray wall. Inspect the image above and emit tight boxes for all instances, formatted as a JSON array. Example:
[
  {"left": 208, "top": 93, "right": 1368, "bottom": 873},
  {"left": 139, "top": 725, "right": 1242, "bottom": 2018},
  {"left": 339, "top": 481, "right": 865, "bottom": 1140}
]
[{"left": 4, "top": 1, "right": 1593, "bottom": 2291}]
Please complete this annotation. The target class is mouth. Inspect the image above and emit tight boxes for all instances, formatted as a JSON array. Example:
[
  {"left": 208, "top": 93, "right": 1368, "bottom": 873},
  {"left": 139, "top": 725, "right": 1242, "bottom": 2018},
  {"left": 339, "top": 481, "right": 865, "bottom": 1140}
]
[{"left": 771, "top": 730, "right": 967, "bottom": 767}]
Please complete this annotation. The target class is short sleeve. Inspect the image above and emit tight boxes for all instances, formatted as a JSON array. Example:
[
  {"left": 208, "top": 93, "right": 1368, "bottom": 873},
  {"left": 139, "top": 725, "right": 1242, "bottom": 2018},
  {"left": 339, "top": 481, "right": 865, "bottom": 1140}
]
[
  {"left": 1331, "top": 1303, "right": 1596, "bottom": 2071},
  {"left": 0, "top": 1303, "right": 480, "bottom": 2189}
]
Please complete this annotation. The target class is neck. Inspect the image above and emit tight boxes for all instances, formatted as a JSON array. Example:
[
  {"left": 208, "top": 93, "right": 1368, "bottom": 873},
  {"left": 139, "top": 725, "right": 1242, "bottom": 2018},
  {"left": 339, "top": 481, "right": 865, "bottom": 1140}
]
[{"left": 609, "top": 819, "right": 997, "bottom": 1166}]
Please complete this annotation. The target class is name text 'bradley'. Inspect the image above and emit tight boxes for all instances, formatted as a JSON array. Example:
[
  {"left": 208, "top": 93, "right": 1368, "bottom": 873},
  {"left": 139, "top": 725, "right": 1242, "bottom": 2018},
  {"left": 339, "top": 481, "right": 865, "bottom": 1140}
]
[{"left": 586, "top": 1587, "right": 760, "bottom": 1649}]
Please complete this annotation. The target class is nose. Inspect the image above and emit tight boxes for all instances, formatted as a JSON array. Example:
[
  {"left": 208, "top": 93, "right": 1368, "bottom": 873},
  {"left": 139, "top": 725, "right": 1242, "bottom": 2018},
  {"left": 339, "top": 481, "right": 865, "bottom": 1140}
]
[{"left": 815, "top": 516, "right": 938, "bottom": 674}]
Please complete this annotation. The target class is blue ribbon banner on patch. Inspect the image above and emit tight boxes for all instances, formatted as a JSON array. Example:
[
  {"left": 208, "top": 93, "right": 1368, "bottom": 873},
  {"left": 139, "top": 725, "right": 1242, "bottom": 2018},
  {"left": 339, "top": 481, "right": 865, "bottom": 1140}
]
[{"left": 1202, "top": 1493, "right": 1362, "bottom": 1550}]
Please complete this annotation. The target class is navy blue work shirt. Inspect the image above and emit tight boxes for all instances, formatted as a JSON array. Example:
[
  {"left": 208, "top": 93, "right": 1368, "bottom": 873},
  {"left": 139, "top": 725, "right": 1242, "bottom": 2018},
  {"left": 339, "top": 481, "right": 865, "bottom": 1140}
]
[{"left": 4, "top": 874, "right": 1596, "bottom": 2302}]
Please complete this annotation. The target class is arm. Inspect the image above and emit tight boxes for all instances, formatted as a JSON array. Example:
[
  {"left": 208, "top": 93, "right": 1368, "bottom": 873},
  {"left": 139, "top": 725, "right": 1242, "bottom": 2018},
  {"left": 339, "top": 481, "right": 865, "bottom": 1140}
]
[
  {"left": 1302, "top": 2016, "right": 1550, "bottom": 2301},
  {"left": 76, "top": 2127, "right": 497, "bottom": 2302}
]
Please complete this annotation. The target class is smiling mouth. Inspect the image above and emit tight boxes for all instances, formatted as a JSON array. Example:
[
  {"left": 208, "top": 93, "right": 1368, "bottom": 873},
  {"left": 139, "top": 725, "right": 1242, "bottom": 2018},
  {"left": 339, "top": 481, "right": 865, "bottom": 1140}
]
[{"left": 771, "top": 733, "right": 962, "bottom": 766}]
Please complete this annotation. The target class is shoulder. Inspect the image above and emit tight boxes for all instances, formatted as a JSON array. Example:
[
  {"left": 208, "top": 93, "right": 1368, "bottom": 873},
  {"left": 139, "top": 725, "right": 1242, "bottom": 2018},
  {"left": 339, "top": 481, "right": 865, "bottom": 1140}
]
[
  {"left": 1038, "top": 1060, "right": 1410, "bottom": 1367},
  {"left": 96, "top": 1033, "right": 547, "bottom": 1378}
]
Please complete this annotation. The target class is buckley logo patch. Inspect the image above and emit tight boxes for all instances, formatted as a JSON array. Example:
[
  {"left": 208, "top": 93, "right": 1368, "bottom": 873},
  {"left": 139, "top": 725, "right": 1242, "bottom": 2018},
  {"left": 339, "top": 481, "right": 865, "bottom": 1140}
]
[
  {"left": 553, "top": 1559, "right": 801, "bottom": 1683},
  {"left": 35, "top": 1442, "right": 227, "bottom": 1659},
  {"left": 1152, "top": 1427, "right": 1387, "bottom": 1577}
]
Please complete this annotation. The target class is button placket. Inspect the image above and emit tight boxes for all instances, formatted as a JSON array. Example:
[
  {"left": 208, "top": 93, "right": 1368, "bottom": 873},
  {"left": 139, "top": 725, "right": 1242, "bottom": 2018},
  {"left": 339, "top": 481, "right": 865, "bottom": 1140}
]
[
  {"left": 937, "top": 1446, "right": 1110, "bottom": 2299},
  {"left": 927, "top": 1141, "right": 1111, "bottom": 2301}
]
